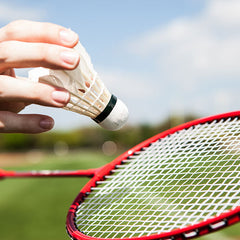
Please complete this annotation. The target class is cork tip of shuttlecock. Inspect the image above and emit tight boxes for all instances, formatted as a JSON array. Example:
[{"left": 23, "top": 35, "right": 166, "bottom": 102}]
[{"left": 99, "top": 98, "right": 129, "bottom": 131}]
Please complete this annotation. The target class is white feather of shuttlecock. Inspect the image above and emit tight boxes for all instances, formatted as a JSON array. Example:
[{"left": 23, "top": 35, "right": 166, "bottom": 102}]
[
  {"left": 31, "top": 42, "right": 112, "bottom": 119},
  {"left": 28, "top": 42, "right": 128, "bottom": 130}
]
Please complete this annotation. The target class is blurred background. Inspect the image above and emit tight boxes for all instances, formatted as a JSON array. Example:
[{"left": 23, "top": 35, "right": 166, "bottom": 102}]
[{"left": 1, "top": 0, "right": 240, "bottom": 239}]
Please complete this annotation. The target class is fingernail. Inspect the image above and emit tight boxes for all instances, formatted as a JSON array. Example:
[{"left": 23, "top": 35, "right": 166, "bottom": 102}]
[
  {"left": 60, "top": 29, "right": 78, "bottom": 45},
  {"left": 39, "top": 118, "right": 54, "bottom": 130},
  {"left": 60, "top": 50, "right": 79, "bottom": 66},
  {"left": 52, "top": 90, "right": 70, "bottom": 104}
]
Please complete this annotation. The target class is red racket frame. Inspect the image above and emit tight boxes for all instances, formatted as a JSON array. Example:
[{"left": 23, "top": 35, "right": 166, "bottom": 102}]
[
  {"left": 66, "top": 111, "right": 240, "bottom": 240},
  {"left": 1, "top": 111, "right": 240, "bottom": 239}
]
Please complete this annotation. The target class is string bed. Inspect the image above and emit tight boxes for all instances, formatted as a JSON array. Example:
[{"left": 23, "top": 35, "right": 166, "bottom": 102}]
[{"left": 75, "top": 117, "right": 240, "bottom": 238}]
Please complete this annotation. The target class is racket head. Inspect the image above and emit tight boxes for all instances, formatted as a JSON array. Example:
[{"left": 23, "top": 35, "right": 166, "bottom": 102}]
[{"left": 66, "top": 111, "right": 240, "bottom": 240}]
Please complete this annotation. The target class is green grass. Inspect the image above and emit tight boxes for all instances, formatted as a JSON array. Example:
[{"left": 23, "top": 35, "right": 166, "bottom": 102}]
[
  {"left": 0, "top": 150, "right": 113, "bottom": 240},
  {"left": 0, "top": 150, "right": 240, "bottom": 240}
]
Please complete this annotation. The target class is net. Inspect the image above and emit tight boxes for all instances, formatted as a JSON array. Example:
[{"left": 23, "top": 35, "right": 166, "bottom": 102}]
[{"left": 75, "top": 117, "right": 240, "bottom": 238}]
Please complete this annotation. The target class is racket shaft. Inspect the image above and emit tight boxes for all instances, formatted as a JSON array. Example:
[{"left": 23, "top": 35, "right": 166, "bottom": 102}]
[{"left": 0, "top": 169, "right": 96, "bottom": 178}]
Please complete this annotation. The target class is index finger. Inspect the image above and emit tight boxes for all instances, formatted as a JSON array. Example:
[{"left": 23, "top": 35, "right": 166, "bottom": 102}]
[
  {"left": 0, "top": 20, "right": 79, "bottom": 47},
  {"left": 0, "top": 75, "right": 70, "bottom": 108}
]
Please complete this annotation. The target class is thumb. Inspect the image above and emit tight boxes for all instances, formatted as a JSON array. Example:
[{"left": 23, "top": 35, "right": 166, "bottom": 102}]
[{"left": 0, "top": 112, "right": 54, "bottom": 133}]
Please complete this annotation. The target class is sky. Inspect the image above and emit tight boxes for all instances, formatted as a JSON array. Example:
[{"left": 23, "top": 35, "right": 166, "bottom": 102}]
[{"left": 1, "top": 0, "right": 240, "bottom": 130}]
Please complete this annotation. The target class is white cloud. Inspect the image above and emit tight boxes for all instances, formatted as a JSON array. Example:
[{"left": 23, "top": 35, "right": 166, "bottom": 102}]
[
  {"left": 129, "top": 2, "right": 240, "bottom": 80},
  {"left": 97, "top": 67, "right": 157, "bottom": 99},
  {"left": 131, "top": 0, "right": 240, "bottom": 74},
  {"left": 0, "top": 3, "right": 46, "bottom": 23},
  {"left": 94, "top": 67, "right": 166, "bottom": 124},
  {"left": 206, "top": 0, "right": 240, "bottom": 27},
  {"left": 127, "top": 0, "right": 240, "bottom": 116}
]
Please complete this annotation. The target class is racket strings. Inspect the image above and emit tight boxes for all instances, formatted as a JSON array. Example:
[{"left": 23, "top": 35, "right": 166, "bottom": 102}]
[{"left": 75, "top": 117, "right": 240, "bottom": 238}]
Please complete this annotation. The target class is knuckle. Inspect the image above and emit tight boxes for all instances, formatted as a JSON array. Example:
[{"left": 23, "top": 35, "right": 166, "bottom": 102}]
[
  {"left": 38, "top": 44, "right": 50, "bottom": 62},
  {"left": 38, "top": 22, "right": 61, "bottom": 39},
  {"left": 26, "top": 83, "right": 40, "bottom": 101},
  {"left": 0, "top": 20, "right": 32, "bottom": 43},
  {"left": 0, "top": 42, "right": 10, "bottom": 60},
  {"left": 38, "top": 44, "right": 62, "bottom": 68},
  {"left": 0, "top": 76, "right": 10, "bottom": 98},
  {"left": 0, "top": 42, "right": 14, "bottom": 71},
  {"left": 3, "top": 20, "right": 26, "bottom": 39},
  {"left": 28, "top": 82, "right": 50, "bottom": 104},
  {"left": 38, "top": 21, "right": 53, "bottom": 33}
]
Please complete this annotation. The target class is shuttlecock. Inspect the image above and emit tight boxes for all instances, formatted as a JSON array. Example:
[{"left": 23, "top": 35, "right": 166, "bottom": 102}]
[{"left": 28, "top": 42, "right": 128, "bottom": 131}]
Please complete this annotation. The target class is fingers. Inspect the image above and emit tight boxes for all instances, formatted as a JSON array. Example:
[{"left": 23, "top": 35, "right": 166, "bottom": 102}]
[
  {"left": 0, "top": 41, "right": 80, "bottom": 71},
  {"left": 0, "top": 75, "right": 70, "bottom": 107},
  {"left": 0, "top": 20, "right": 78, "bottom": 134},
  {"left": 0, "top": 111, "right": 54, "bottom": 133},
  {"left": 0, "top": 20, "right": 80, "bottom": 72},
  {"left": 0, "top": 102, "right": 26, "bottom": 113},
  {"left": 0, "top": 20, "right": 79, "bottom": 47}
]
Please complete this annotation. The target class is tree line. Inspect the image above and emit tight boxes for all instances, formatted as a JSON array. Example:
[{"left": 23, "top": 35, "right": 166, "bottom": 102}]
[{"left": 0, "top": 114, "right": 197, "bottom": 152}]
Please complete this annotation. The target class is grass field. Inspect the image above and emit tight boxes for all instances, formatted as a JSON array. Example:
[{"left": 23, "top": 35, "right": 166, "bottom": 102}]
[{"left": 0, "top": 150, "right": 240, "bottom": 240}]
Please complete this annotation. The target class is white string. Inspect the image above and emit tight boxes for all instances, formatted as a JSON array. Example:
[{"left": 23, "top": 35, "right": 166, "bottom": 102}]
[{"left": 75, "top": 117, "right": 240, "bottom": 238}]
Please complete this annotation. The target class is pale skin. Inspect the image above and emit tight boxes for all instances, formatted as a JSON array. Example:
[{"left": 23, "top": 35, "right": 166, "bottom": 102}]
[{"left": 0, "top": 20, "right": 80, "bottom": 134}]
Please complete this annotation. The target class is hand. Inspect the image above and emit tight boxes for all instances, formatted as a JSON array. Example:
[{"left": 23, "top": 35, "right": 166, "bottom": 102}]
[{"left": 0, "top": 20, "right": 80, "bottom": 133}]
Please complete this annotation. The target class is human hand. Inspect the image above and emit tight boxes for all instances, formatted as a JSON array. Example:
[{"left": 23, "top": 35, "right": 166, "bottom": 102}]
[{"left": 0, "top": 20, "right": 80, "bottom": 133}]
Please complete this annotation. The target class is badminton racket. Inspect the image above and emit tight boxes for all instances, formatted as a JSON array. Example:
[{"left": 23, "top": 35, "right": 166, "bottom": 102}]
[{"left": 2, "top": 111, "right": 240, "bottom": 240}]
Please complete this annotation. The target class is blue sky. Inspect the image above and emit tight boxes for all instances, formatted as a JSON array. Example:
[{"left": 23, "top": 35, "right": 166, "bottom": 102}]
[{"left": 1, "top": 0, "right": 240, "bottom": 130}]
